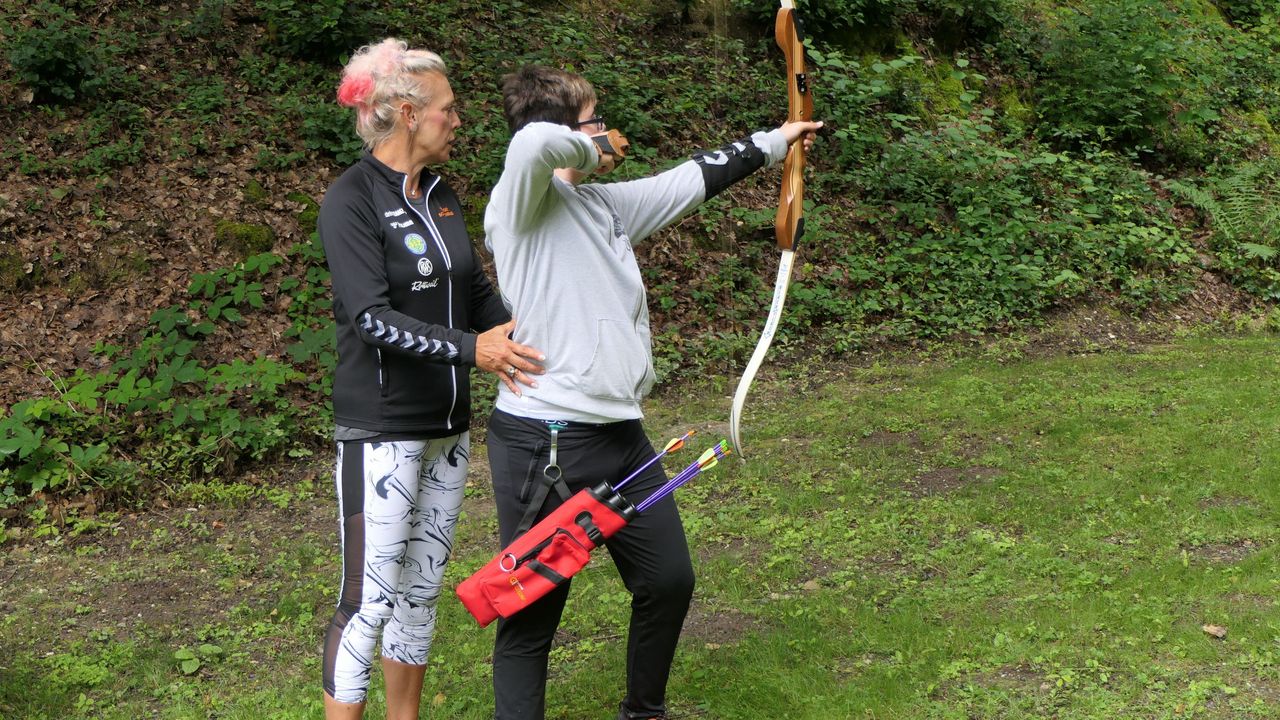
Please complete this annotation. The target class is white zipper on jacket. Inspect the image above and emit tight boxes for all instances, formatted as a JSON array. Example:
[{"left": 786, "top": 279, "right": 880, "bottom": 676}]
[
  {"left": 376, "top": 348, "right": 384, "bottom": 393},
  {"left": 402, "top": 174, "right": 458, "bottom": 430}
]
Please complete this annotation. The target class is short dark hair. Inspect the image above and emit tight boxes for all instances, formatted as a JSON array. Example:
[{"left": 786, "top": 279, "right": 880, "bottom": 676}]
[{"left": 500, "top": 65, "right": 598, "bottom": 133}]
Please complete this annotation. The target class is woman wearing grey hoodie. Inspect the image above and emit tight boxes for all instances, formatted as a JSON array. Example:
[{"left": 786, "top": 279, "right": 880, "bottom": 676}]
[{"left": 481, "top": 65, "right": 820, "bottom": 720}]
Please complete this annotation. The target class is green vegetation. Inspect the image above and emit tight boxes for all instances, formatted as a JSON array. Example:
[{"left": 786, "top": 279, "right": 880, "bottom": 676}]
[
  {"left": 0, "top": 0, "right": 1278, "bottom": 546},
  {"left": 3, "top": 2, "right": 1277, "bottom": 716},
  {"left": 2, "top": 334, "right": 1276, "bottom": 717},
  {"left": 214, "top": 221, "right": 276, "bottom": 257},
  {"left": 0, "top": 248, "right": 331, "bottom": 510},
  {"left": 1170, "top": 160, "right": 1280, "bottom": 299},
  {"left": 7, "top": 1, "right": 102, "bottom": 104},
  {"left": 0, "top": 247, "right": 35, "bottom": 292}
]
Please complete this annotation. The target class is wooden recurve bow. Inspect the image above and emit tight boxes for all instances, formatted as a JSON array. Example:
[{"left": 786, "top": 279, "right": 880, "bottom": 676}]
[{"left": 729, "top": 0, "right": 813, "bottom": 457}]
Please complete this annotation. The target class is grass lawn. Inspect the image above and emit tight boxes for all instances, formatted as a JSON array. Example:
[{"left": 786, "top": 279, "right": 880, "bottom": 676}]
[{"left": 1, "top": 331, "right": 1277, "bottom": 719}]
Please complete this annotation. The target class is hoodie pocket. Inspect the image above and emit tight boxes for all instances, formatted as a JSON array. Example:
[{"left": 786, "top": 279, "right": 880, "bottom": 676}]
[{"left": 571, "top": 319, "right": 655, "bottom": 401}]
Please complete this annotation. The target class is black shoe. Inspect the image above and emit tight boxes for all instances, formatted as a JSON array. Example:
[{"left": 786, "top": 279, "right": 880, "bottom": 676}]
[{"left": 617, "top": 706, "right": 666, "bottom": 720}]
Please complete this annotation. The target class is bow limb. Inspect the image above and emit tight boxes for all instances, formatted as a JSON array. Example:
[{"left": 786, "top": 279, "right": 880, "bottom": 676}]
[
  {"left": 729, "top": 0, "right": 813, "bottom": 458},
  {"left": 728, "top": 248, "right": 794, "bottom": 456}
]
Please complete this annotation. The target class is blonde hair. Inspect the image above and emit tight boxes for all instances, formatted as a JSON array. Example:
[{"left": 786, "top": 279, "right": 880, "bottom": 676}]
[{"left": 336, "top": 38, "right": 447, "bottom": 149}]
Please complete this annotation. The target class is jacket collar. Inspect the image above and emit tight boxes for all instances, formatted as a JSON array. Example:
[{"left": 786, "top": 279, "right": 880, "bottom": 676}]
[{"left": 359, "top": 151, "right": 436, "bottom": 192}]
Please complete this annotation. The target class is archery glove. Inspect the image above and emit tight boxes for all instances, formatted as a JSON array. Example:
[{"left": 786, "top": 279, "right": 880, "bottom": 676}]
[{"left": 590, "top": 129, "right": 630, "bottom": 174}]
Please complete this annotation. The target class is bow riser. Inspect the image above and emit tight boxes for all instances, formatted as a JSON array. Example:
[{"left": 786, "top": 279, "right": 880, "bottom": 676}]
[{"left": 774, "top": 4, "right": 813, "bottom": 252}]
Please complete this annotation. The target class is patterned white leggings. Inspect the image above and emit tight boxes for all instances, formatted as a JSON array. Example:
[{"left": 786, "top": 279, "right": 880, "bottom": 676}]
[{"left": 322, "top": 434, "right": 469, "bottom": 704}]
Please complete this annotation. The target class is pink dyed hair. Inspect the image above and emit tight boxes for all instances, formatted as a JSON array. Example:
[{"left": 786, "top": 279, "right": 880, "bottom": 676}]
[{"left": 336, "top": 38, "right": 447, "bottom": 150}]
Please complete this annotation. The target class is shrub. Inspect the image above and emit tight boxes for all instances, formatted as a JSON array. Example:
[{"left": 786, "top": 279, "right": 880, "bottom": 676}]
[
  {"left": 255, "top": 0, "right": 376, "bottom": 61},
  {"left": 1212, "top": 0, "right": 1270, "bottom": 25},
  {"left": 0, "top": 254, "right": 320, "bottom": 507},
  {"left": 302, "top": 101, "right": 363, "bottom": 166},
  {"left": 1169, "top": 161, "right": 1280, "bottom": 299},
  {"left": 842, "top": 119, "right": 1193, "bottom": 335},
  {"left": 733, "top": 0, "right": 901, "bottom": 36},
  {"left": 730, "top": 0, "right": 1010, "bottom": 45},
  {"left": 8, "top": 2, "right": 101, "bottom": 104},
  {"left": 175, "top": 76, "right": 229, "bottom": 126},
  {"left": 1032, "top": 0, "right": 1226, "bottom": 164}
]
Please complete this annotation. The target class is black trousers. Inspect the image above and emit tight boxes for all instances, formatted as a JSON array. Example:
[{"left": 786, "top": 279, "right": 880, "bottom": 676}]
[{"left": 487, "top": 409, "right": 695, "bottom": 720}]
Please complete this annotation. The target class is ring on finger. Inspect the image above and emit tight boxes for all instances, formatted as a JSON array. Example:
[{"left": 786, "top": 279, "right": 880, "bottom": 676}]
[{"left": 506, "top": 365, "right": 517, "bottom": 377}]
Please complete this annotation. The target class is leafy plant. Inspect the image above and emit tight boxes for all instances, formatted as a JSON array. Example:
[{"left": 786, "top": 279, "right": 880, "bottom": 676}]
[
  {"left": 1212, "top": 0, "right": 1271, "bottom": 25},
  {"left": 1032, "top": 0, "right": 1226, "bottom": 164},
  {"left": 175, "top": 76, "right": 229, "bottom": 126},
  {"left": 255, "top": 0, "right": 376, "bottom": 61},
  {"left": 0, "top": 252, "right": 319, "bottom": 508},
  {"left": 173, "top": 644, "right": 224, "bottom": 675},
  {"left": 731, "top": 0, "right": 1010, "bottom": 44},
  {"left": 8, "top": 2, "right": 102, "bottom": 104},
  {"left": 842, "top": 120, "right": 1193, "bottom": 336},
  {"left": 1169, "top": 161, "right": 1280, "bottom": 298},
  {"left": 301, "top": 101, "right": 363, "bottom": 166},
  {"left": 182, "top": 0, "right": 231, "bottom": 41}
]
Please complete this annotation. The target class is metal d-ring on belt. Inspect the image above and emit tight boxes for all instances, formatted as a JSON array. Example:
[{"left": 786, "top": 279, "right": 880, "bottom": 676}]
[
  {"left": 513, "top": 420, "right": 573, "bottom": 540},
  {"left": 543, "top": 420, "right": 566, "bottom": 486}
]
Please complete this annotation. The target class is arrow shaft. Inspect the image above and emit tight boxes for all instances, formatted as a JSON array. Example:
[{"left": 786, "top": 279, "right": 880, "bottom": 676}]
[{"left": 616, "top": 430, "right": 696, "bottom": 491}]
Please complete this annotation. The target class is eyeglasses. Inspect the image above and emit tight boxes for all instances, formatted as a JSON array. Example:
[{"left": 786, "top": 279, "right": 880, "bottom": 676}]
[{"left": 571, "top": 116, "right": 606, "bottom": 129}]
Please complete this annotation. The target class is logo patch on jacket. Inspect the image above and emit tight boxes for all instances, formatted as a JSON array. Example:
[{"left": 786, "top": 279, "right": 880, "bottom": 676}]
[
  {"left": 417, "top": 258, "right": 434, "bottom": 276},
  {"left": 404, "top": 234, "right": 427, "bottom": 255}
]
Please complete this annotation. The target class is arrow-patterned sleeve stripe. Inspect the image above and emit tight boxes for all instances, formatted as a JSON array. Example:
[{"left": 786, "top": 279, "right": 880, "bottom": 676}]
[{"left": 362, "top": 312, "right": 459, "bottom": 360}]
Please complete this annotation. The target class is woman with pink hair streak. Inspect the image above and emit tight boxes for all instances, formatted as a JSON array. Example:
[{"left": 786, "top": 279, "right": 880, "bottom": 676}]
[{"left": 317, "top": 38, "right": 544, "bottom": 719}]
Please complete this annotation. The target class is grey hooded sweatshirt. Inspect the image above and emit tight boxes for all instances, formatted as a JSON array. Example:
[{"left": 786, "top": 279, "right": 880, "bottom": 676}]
[{"left": 484, "top": 121, "right": 788, "bottom": 423}]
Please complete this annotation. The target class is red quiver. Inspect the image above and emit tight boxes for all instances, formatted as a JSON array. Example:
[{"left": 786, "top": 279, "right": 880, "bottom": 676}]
[{"left": 457, "top": 481, "right": 637, "bottom": 627}]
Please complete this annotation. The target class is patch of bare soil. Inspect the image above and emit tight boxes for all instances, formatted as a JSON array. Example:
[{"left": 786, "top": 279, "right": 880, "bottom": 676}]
[
  {"left": 1222, "top": 592, "right": 1277, "bottom": 611},
  {"left": 1239, "top": 676, "right": 1280, "bottom": 706},
  {"left": 1103, "top": 532, "right": 1139, "bottom": 547},
  {"left": 1171, "top": 665, "right": 1280, "bottom": 718},
  {"left": 1183, "top": 539, "right": 1263, "bottom": 564},
  {"left": 904, "top": 466, "right": 1002, "bottom": 497},
  {"left": 455, "top": 452, "right": 504, "bottom": 551},
  {"left": 1198, "top": 494, "right": 1257, "bottom": 510},
  {"left": 964, "top": 663, "right": 1047, "bottom": 694},
  {"left": 0, "top": 484, "right": 338, "bottom": 653},
  {"left": 679, "top": 598, "right": 762, "bottom": 647},
  {"left": 856, "top": 549, "right": 948, "bottom": 593},
  {"left": 693, "top": 534, "right": 771, "bottom": 574}
]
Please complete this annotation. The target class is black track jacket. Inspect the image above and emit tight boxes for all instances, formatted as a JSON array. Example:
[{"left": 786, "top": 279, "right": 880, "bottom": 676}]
[{"left": 318, "top": 153, "right": 509, "bottom": 436}]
